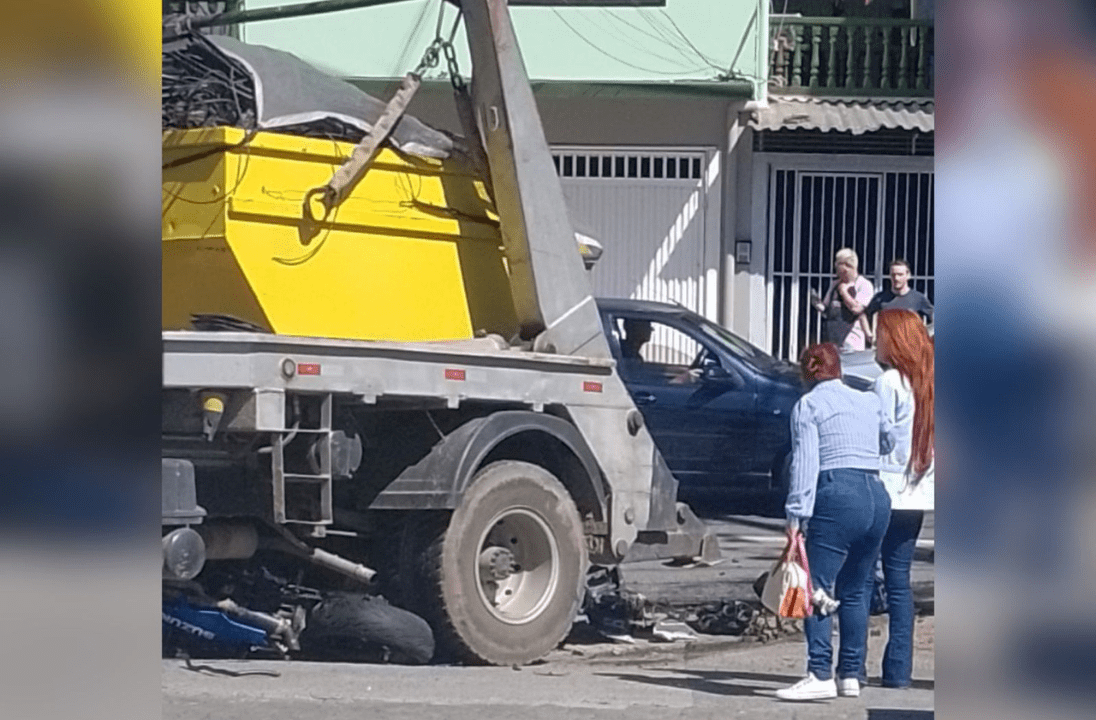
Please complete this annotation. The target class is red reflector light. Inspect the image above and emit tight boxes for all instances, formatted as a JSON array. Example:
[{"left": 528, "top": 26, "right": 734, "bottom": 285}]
[
  {"left": 445, "top": 369, "right": 466, "bottom": 381},
  {"left": 583, "top": 381, "right": 603, "bottom": 393},
  {"left": 297, "top": 363, "right": 321, "bottom": 376}
]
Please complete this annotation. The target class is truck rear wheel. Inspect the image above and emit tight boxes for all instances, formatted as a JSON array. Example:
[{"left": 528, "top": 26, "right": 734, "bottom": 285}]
[{"left": 424, "top": 461, "right": 587, "bottom": 665}]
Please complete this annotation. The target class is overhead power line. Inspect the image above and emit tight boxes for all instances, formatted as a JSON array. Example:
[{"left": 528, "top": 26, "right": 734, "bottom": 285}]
[{"left": 550, "top": 8, "right": 710, "bottom": 76}]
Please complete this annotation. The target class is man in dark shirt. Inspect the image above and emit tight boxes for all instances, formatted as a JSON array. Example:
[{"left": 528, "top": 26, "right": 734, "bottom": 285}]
[
  {"left": 865, "top": 259, "right": 934, "bottom": 327},
  {"left": 620, "top": 319, "right": 652, "bottom": 361}
]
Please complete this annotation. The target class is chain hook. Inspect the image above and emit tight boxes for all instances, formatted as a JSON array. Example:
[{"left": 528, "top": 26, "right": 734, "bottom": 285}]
[{"left": 413, "top": 3, "right": 464, "bottom": 86}]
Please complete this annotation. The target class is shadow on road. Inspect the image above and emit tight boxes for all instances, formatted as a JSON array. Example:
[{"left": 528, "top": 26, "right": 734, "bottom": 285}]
[
  {"left": 600, "top": 666, "right": 934, "bottom": 699},
  {"left": 596, "top": 667, "right": 802, "bottom": 698},
  {"left": 868, "top": 711, "right": 934, "bottom": 719},
  {"left": 905, "top": 679, "right": 935, "bottom": 691},
  {"left": 706, "top": 515, "right": 786, "bottom": 533},
  {"left": 679, "top": 490, "right": 785, "bottom": 521}
]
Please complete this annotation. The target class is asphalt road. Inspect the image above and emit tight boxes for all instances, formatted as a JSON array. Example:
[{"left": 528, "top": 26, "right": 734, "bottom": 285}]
[
  {"left": 621, "top": 503, "right": 935, "bottom": 610},
  {"left": 164, "top": 617, "right": 935, "bottom": 720},
  {"left": 163, "top": 505, "right": 935, "bottom": 720}
]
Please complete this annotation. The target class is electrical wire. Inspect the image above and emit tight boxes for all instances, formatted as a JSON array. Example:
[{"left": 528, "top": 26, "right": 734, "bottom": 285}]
[
  {"left": 770, "top": 0, "right": 792, "bottom": 86},
  {"left": 271, "top": 195, "right": 341, "bottom": 266},
  {"left": 656, "top": 8, "right": 726, "bottom": 72},
  {"left": 549, "top": 8, "right": 710, "bottom": 77},
  {"left": 591, "top": 8, "right": 703, "bottom": 69},
  {"left": 161, "top": 129, "right": 257, "bottom": 206},
  {"left": 627, "top": 4, "right": 771, "bottom": 85},
  {"left": 389, "top": 0, "right": 435, "bottom": 77},
  {"left": 637, "top": 8, "right": 702, "bottom": 65},
  {"left": 774, "top": 0, "right": 791, "bottom": 40},
  {"left": 597, "top": 8, "right": 703, "bottom": 67},
  {"left": 635, "top": 6, "right": 767, "bottom": 83}
]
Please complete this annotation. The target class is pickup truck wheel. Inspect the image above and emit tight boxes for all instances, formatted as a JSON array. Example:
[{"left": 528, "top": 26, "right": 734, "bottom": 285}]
[{"left": 423, "top": 461, "right": 587, "bottom": 665}]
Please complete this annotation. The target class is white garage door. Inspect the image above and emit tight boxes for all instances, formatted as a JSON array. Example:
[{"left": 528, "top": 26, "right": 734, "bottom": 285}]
[{"left": 552, "top": 147, "right": 719, "bottom": 320}]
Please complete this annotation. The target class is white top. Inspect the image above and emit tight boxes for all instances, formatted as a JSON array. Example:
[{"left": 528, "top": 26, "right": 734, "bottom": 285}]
[{"left": 872, "top": 368, "right": 935, "bottom": 511}]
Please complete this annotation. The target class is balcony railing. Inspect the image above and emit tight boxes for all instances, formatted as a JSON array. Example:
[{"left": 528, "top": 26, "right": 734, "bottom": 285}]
[{"left": 769, "top": 18, "right": 934, "bottom": 96}]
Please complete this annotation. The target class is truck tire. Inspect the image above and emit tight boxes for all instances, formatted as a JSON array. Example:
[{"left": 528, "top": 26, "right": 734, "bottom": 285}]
[
  {"left": 300, "top": 592, "right": 435, "bottom": 665},
  {"left": 423, "top": 460, "right": 588, "bottom": 665}
]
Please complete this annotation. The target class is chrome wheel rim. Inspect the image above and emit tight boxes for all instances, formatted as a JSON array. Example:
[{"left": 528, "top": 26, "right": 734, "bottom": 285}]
[{"left": 474, "top": 508, "right": 560, "bottom": 625}]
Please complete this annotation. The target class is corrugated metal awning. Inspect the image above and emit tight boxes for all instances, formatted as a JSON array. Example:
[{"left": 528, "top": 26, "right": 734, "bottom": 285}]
[{"left": 749, "top": 96, "right": 934, "bottom": 135}]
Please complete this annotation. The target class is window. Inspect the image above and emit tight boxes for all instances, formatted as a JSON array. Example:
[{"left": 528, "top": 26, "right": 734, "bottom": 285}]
[
  {"left": 610, "top": 315, "right": 710, "bottom": 385},
  {"left": 696, "top": 317, "right": 774, "bottom": 371},
  {"left": 551, "top": 151, "right": 704, "bottom": 181}
]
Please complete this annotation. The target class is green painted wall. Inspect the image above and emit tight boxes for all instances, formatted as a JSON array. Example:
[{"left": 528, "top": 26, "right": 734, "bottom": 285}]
[{"left": 240, "top": 0, "right": 768, "bottom": 100}]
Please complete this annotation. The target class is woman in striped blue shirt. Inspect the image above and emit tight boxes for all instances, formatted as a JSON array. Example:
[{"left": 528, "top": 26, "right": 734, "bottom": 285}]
[{"left": 776, "top": 343, "right": 894, "bottom": 702}]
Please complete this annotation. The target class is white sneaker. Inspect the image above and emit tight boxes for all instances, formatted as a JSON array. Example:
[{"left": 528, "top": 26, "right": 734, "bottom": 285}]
[
  {"left": 838, "top": 678, "right": 860, "bottom": 697},
  {"left": 775, "top": 673, "right": 838, "bottom": 701}
]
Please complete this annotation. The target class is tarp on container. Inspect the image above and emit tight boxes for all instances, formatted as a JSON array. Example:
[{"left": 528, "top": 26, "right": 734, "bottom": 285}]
[{"left": 162, "top": 32, "right": 454, "bottom": 159}]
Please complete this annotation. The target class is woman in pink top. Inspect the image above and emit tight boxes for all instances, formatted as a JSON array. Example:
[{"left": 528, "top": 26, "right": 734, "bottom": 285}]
[{"left": 811, "top": 248, "right": 874, "bottom": 351}]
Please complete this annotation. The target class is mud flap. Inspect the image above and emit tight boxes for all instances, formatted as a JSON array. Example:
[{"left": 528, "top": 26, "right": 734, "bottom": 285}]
[
  {"left": 623, "top": 502, "right": 722, "bottom": 565},
  {"left": 626, "top": 451, "right": 721, "bottom": 565}
]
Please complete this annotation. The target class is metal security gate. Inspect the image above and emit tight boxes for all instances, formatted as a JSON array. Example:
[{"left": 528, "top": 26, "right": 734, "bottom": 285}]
[
  {"left": 553, "top": 146, "right": 719, "bottom": 363},
  {"left": 763, "top": 156, "right": 934, "bottom": 361}
]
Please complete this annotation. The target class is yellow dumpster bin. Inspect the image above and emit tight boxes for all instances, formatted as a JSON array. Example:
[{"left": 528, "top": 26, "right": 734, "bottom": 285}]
[{"left": 162, "top": 126, "right": 518, "bottom": 342}]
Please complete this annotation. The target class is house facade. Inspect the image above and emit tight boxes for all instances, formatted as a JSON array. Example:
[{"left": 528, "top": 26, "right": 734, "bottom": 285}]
[
  {"left": 198, "top": 0, "right": 931, "bottom": 359},
  {"left": 745, "top": 0, "right": 935, "bottom": 359}
]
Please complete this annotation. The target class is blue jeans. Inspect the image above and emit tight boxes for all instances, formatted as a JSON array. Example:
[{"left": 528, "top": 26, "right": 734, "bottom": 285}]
[
  {"left": 878, "top": 509, "right": 925, "bottom": 687},
  {"left": 803, "top": 468, "right": 891, "bottom": 681}
]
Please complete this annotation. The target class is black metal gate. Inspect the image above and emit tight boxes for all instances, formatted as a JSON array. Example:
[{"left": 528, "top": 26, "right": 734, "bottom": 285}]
[{"left": 768, "top": 163, "right": 934, "bottom": 361}]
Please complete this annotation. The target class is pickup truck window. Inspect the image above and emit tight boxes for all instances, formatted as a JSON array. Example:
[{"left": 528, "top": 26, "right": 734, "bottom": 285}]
[
  {"left": 609, "top": 316, "right": 697, "bottom": 366},
  {"left": 696, "top": 318, "right": 773, "bottom": 370}
]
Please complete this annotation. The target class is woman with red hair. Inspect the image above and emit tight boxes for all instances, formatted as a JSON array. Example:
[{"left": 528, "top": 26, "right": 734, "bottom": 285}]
[
  {"left": 870, "top": 309, "right": 935, "bottom": 689},
  {"left": 777, "top": 343, "right": 894, "bottom": 702}
]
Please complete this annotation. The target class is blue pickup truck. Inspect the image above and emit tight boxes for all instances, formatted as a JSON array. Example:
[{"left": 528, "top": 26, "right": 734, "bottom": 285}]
[{"left": 597, "top": 298, "right": 804, "bottom": 500}]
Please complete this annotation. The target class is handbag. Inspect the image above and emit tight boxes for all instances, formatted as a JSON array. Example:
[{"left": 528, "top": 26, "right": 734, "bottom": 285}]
[{"left": 760, "top": 532, "right": 815, "bottom": 619}]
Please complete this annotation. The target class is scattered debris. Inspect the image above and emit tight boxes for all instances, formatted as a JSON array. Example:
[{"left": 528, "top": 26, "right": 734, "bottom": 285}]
[
  {"left": 745, "top": 612, "right": 802, "bottom": 643},
  {"left": 162, "top": 31, "right": 453, "bottom": 158},
  {"left": 578, "top": 566, "right": 760, "bottom": 643},
  {"left": 687, "top": 600, "right": 757, "bottom": 636},
  {"left": 182, "top": 657, "right": 281, "bottom": 678},
  {"left": 582, "top": 566, "right": 644, "bottom": 643},
  {"left": 652, "top": 620, "right": 698, "bottom": 643}
]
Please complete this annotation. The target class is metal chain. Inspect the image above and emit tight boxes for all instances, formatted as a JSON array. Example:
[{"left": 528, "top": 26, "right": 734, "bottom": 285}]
[
  {"left": 412, "top": 39, "right": 442, "bottom": 78},
  {"left": 442, "top": 41, "right": 465, "bottom": 90},
  {"left": 412, "top": 3, "right": 463, "bottom": 82}
]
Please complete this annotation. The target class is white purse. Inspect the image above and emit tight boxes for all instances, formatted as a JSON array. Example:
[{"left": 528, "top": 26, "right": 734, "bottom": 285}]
[{"left": 760, "top": 532, "right": 814, "bottom": 619}]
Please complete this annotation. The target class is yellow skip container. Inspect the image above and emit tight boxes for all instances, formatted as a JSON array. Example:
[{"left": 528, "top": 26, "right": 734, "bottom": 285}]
[{"left": 162, "top": 126, "right": 518, "bottom": 342}]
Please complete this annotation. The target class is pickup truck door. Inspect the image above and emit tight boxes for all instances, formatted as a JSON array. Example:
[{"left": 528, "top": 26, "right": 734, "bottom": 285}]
[
  {"left": 608, "top": 314, "right": 756, "bottom": 489},
  {"left": 751, "top": 371, "right": 799, "bottom": 476}
]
